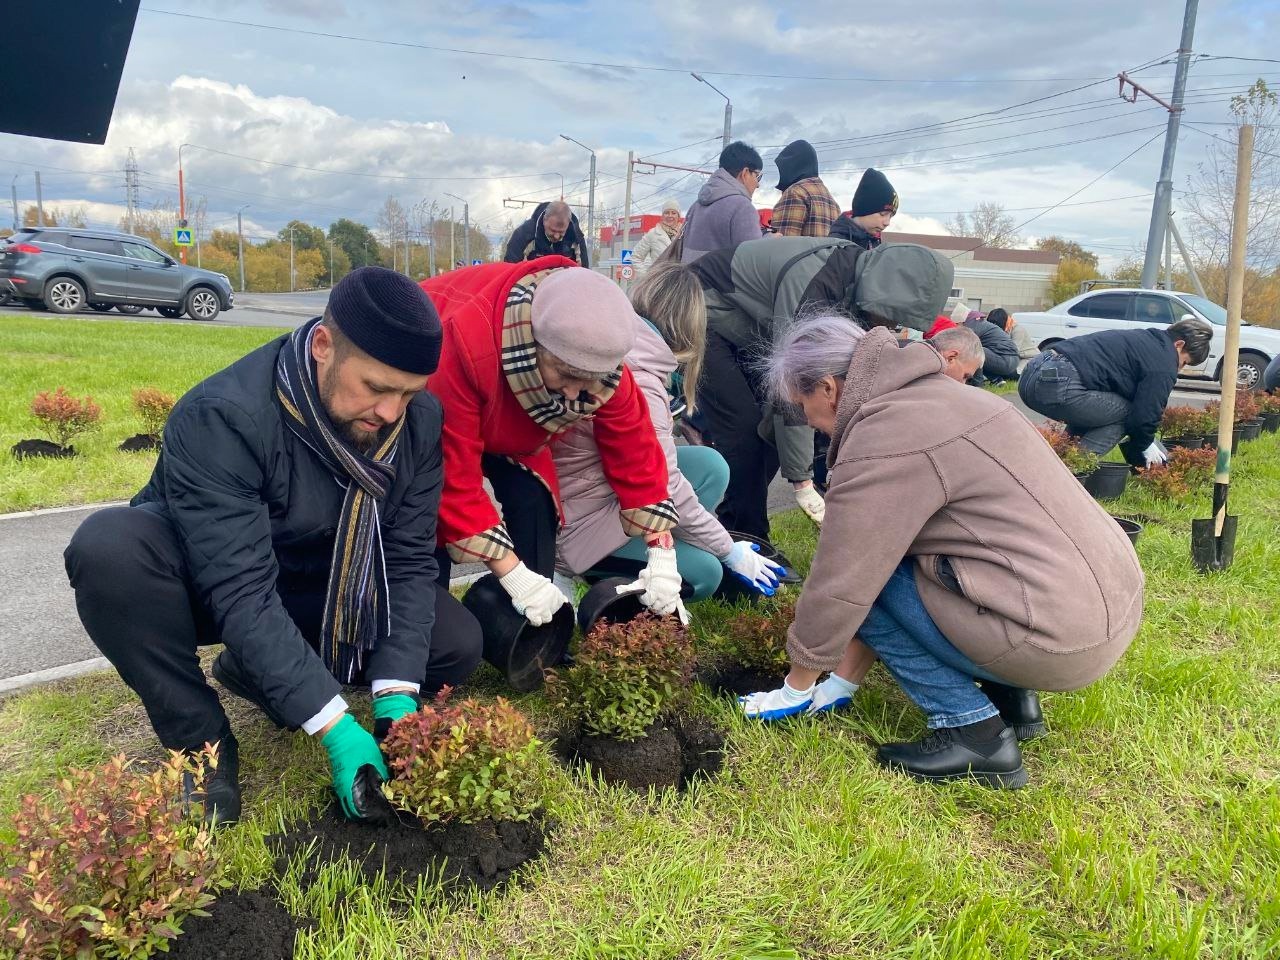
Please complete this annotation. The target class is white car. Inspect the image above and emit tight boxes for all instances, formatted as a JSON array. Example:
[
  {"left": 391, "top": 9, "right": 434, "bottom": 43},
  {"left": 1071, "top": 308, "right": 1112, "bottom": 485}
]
[{"left": 1013, "top": 288, "right": 1280, "bottom": 390}]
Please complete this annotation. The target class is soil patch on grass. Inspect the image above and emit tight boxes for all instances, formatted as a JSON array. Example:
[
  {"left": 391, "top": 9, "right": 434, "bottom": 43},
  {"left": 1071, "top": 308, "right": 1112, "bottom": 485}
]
[
  {"left": 168, "top": 888, "right": 305, "bottom": 960},
  {"left": 268, "top": 806, "right": 546, "bottom": 893},
  {"left": 118, "top": 433, "right": 161, "bottom": 452},
  {"left": 555, "top": 714, "right": 725, "bottom": 792},
  {"left": 696, "top": 664, "right": 786, "bottom": 698},
  {"left": 10, "top": 439, "right": 75, "bottom": 460}
]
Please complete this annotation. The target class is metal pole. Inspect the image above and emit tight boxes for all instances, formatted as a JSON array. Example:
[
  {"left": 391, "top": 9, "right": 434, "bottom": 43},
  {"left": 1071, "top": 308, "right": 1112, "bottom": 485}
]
[
  {"left": 463, "top": 202, "right": 471, "bottom": 264},
  {"left": 428, "top": 211, "right": 436, "bottom": 277},
  {"left": 404, "top": 225, "right": 411, "bottom": 277},
  {"left": 622, "top": 151, "right": 634, "bottom": 287},
  {"left": 329, "top": 239, "right": 334, "bottom": 287},
  {"left": 586, "top": 153, "right": 596, "bottom": 265},
  {"left": 1169, "top": 216, "right": 1206, "bottom": 298},
  {"left": 723, "top": 101, "right": 733, "bottom": 150},
  {"left": 236, "top": 206, "right": 247, "bottom": 293},
  {"left": 289, "top": 226, "right": 295, "bottom": 293},
  {"left": 177, "top": 144, "right": 188, "bottom": 264},
  {"left": 1164, "top": 217, "right": 1173, "bottom": 289},
  {"left": 34, "top": 171, "right": 43, "bottom": 226},
  {"left": 10, "top": 176, "right": 18, "bottom": 232},
  {"left": 1140, "top": 0, "right": 1198, "bottom": 289},
  {"left": 449, "top": 207, "right": 455, "bottom": 268}
]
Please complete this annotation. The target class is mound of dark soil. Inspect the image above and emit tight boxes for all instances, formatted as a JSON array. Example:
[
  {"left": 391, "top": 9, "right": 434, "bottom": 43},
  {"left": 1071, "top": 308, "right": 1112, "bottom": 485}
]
[
  {"left": 696, "top": 664, "right": 786, "bottom": 698},
  {"left": 268, "top": 806, "right": 546, "bottom": 893},
  {"left": 11, "top": 439, "right": 75, "bottom": 460},
  {"left": 167, "top": 889, "right": 306, "bottom": 960},
  {"left": 118, "top": 433, "right": 161, "bottom": 452},
  {"left": 556, "top": 714, "right": 725, "bottom": 792}
]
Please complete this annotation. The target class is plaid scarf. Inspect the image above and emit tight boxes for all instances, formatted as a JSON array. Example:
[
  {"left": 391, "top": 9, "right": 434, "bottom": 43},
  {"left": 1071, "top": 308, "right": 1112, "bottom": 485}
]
[
  {"left": 501, "top": 269, "right": 621, "bottom": 433},
  {"left": 275, "top": 318, "right": 404, "bottom": 683}
]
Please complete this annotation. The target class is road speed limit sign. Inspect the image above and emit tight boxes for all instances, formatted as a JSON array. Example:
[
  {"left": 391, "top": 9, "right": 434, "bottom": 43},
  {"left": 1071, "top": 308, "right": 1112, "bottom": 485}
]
[{"left": 620, "top": 265, "right": 634, "bottom": 281}]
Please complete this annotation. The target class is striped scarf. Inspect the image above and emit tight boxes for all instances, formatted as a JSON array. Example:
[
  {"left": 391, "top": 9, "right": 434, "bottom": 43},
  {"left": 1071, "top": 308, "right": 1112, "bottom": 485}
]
[
  {"left": 275, "top": 318, "right": 403, "bottom": 683},
  {"left": 501, "top": 269, "right": 621, "bottom": 433}
]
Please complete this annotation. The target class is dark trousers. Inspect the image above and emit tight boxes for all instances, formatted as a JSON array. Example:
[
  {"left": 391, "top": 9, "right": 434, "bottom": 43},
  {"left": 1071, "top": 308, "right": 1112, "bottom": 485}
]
[
  {"left": 1018, "top": 353, "right": 1131, "bottom": 455},
  {"left": 434, "top": 453, "right": 560, "bottom": 585},
  {"left": 65, "top": 506, "right": 482, "bottom": 753},
  {"left": 698, "top": 331, "right": 778, "bottom": 542}
]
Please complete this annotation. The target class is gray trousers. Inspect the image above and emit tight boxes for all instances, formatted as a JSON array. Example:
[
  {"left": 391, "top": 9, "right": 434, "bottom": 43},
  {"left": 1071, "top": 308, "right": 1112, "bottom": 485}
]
[{"left": 1018, "top": 352, "right": 1131, "bottom": 455}]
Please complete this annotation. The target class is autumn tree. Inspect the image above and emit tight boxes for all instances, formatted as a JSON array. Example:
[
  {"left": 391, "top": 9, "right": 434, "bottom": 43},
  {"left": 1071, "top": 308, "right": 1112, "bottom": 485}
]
[
  {"left": 1035, "top": 236, "right": 1099, "bottom": 271},
  {"left": 278, "top": 220, "right": 326, "bottom": 251},
  {"left": 947, "top": 202, "right": 1018, "bottom": 248}
]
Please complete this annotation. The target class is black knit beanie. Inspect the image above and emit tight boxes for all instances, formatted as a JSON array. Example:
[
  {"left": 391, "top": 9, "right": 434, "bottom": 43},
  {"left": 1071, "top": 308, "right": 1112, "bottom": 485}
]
[
  {"left": 327, "top": 266, "right": 442, "bottom": 375},
  {"left": 851, "top": 168, "right": 899, "bottom": 217}
]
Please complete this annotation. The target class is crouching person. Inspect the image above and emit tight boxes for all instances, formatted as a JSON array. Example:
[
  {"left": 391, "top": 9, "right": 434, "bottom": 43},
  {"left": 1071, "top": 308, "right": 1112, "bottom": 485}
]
[
  {"left": 64, "top": 267, "right": 483, "bottom": 824},
  {"left": 739, "top": 315, "right": 1144, "bottom": 789}
]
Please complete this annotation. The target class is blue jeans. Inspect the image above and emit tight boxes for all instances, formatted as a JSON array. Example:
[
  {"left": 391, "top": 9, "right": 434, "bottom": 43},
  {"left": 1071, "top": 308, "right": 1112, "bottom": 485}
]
[
  {"left": 1018, "top": 352, "right": 1131, "bottom": 455},
  {"left": 857, "top": 561, "right": 1000, "bottom": 729}
]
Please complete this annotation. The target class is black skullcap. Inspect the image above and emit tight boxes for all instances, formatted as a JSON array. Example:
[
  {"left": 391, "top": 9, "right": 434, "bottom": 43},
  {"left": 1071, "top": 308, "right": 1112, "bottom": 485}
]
[{"left": 327, "top": 266, "right": 442, "bottom": 375}]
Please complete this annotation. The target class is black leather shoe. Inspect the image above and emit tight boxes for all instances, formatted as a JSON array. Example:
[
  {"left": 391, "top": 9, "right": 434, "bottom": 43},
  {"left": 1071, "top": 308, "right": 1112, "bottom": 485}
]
[
  {"left": 181, "top": 730, "right": 242, "bottom": 826},
  {"left": 876, "top": 725, "right": 1028, "bottom": 789},
  {"left": 978, "top": 680, "right": 1047, "bottom": 741},
  {"left": 212, "top": 650, "right": 295, "bottom": 731}
]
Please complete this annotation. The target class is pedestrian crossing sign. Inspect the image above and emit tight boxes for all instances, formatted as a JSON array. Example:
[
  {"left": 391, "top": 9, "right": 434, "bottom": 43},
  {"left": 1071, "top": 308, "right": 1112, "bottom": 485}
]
[
  {"left": 620, "top": 249, "right": 633, "bottom": 264},
  {"left": 173, "top": 228, "right": 194, "bottom": 247}
]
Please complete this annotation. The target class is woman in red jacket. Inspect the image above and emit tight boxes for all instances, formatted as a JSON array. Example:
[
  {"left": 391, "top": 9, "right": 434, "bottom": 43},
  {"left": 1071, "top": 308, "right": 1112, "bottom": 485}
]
[{"left": 421, "top": 258, "right": 684, "bottom": 632}]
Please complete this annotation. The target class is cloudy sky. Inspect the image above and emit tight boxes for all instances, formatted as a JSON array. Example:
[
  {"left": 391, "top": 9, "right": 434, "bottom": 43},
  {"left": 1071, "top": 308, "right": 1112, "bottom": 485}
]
[{"left": 4, "top": 0, "right": 1277, "bottom": 263}]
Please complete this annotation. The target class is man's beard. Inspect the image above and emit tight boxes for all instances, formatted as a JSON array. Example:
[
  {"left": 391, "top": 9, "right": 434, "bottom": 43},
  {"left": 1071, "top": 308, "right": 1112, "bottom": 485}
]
[{"left": 319, "top": 363, "right": 381, "bottom": 453}]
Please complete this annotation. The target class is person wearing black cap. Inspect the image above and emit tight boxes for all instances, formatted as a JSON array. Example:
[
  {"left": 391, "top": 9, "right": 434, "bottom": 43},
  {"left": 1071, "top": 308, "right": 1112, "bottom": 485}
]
[
  {"left": 829, "top": 167, "right": 899, "bottom": 250},
  {"left": 64, "top": 266, "right": 482, "bottom": 826}
]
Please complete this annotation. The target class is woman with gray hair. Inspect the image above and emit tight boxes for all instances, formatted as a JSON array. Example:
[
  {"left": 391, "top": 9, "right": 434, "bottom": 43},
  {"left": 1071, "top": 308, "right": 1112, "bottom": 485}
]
[{"left": 739, "top": 313, "right": 1145, "bottom": 790}]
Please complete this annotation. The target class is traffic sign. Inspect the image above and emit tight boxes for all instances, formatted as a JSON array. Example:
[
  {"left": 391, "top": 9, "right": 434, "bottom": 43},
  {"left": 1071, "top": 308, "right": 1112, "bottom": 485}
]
[
  {"left": 620, "top": 265, "right": 634, "bottom": 281},
  {"left": 472, "top": 259, "right": 483, "bottom": 266},
  {"left": 620, "top": 249, "right": 633, "bottom": 264},
  {"left": 173, "top": 227, "right": 193, "bottom": 247}
]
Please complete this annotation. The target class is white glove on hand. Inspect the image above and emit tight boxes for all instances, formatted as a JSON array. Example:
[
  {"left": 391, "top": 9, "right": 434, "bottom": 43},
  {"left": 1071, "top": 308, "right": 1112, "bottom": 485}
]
[
  {"left": 498, "top": 562, "right": 570, "bottom": 627},
  {"left": 722, "top": 540, "right": 786, "bottom": 596},
  {"left": 806, "top": 673, "right": 859, "bottom": 715},
  {"left": 794, "top": 484, "right": 826, "bottom": 525},
  {"left": 738, "top": 681, "right": 815, "bottom": 721},
  {"left": 1143, "top": 441, "right": 1168, "bottom": 468},
  {"left": 617, "top": 545, "right": 690, "bottom": 625}
]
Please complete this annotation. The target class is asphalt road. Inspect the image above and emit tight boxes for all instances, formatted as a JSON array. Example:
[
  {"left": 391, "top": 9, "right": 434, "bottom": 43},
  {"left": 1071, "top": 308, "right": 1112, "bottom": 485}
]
[{"left": 2, "top": 290, "right": 326, "bottom": 329}]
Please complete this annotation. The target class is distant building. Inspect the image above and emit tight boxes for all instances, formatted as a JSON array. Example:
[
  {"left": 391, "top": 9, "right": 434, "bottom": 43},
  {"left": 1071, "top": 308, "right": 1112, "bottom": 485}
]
[{"left": 883, "top": 231, "right": 1060, "bottom": 313}]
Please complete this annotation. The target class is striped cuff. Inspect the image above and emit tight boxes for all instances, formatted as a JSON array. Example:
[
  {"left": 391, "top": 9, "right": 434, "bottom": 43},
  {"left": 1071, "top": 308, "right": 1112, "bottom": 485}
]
[
  {"left": 446, "top": 522, "right": 516, "bottom": 563},
  {"left": 619, "top": 498, "right": 679, "bottom": 539}
]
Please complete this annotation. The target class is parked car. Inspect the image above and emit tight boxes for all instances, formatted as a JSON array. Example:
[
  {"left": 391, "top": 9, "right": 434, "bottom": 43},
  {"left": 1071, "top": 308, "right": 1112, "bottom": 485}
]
[
  {"left": 0, "top": 227, "right": 234, "bottom": 321},
  {"left": 1013, "top": 288, "right": 1280, "bottom": 390}
]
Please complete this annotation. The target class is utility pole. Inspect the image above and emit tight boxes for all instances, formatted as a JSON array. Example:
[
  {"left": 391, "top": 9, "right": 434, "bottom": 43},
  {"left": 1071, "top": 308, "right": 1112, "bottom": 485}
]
[
  {"left": 1138, "top": 0, "right": 1198, "bottom": 289},
  {"left": 446, "top": 192, "right": 470, "bottom": 264},
  {"left": 427, "top": 208, "right": 436, "bottom": 277},
  {"left": 124, "top": 149, "right": 140, "bottom": 236},
  {"left": 177, "top": 143, "right": 192, "bottom": 264},
  {"left": 1168, "top": 215, "right": 1206, "bottom": 297},
  {"left": 622, "top": 151, "right": 635, "bottom": 288},
  {"left": 236, "top": 204, "right": 249, "bottom": 293},
  {"left": 34, "top": 171, "right": 44, "bottom": 226},
  {"left": 559, "top": 135, "right": 597, "bottom": 264},
  {"left": 288, "top": 225, "right": 296, "bottom": 292},
  {"left": 448, "top": 206, "right": 455, "bottom": 268},
  {"left": 1164, "top": 216, "right": 1173, "bottom": 289},
  {"left": 10, "top": 175, "right": 18, "bottom": 232},
  {"left": 692, "top": 73, "right": 732, "bottom": 149},
  {"left": 328, "top": 238, "right": 335, "bottom": 287}
]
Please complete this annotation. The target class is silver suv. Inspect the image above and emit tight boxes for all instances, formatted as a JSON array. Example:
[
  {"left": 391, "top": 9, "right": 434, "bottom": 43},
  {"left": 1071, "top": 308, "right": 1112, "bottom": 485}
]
[{"left": 0, "top": 227, "right": 234, "bottom": 321}]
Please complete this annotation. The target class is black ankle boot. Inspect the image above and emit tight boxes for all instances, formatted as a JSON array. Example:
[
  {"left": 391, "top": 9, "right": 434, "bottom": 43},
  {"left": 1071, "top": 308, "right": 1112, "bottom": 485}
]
[
  {"left": 978, "top": 680, "right": 1047, "bottom": 741},
  {"left": 876, "top": 720, "right": 1027, "bottom": 789},
  {"left": 181, "top": 730, "right": 242, "bottom": 826},
  {"left": 212, "top": 651, "right": 296, "bottom": 731}
]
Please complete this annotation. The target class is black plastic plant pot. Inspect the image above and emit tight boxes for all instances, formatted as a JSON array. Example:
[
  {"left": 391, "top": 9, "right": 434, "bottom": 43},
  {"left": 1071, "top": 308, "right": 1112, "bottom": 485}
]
[
  {"left": 722, "top": 530, "right": 803, "bottom": 586},
  {"left": 1202, "top": 429, "right": 1242, "bottom": 453},
  {"left": 1112, "top": 516, "right": 1143, "bottom": 546},
  {"left": 1162, "top": 435, "right": 1204, "bottom": 451},
  {"left": 1240, "top": 420, "right": 1262, "bottom": 442},
  {"left": 1191, "top": 515, "right": 1238, "bottom": 572},
  {"left": 461, "top": 573, "right": 574, "bottom": 693},
  {"left": 576, "top": 577, "right": 648, "bottom": 637},
  {"left": 1083, "top": 462, "right": 1129, "bottom": 500},
  {"left": 1262, "top": 412, "right": 1280, "bottom": 434}
]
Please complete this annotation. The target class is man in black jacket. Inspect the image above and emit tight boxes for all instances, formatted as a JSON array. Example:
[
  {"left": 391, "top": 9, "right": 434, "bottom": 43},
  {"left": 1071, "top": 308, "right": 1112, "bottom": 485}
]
[
  {"left": 503, "top": 200, "right": 589, "bottom": 266},
  {"left": 1018, "top": 317, "right": 1213, "bottom": 466},
  {"left": 828, "top": 167, "right": 898, "bottom": 250},
  {"left": 65, "top": 267, "right": 482, "bottom": 825},
  {"left": 963, "top": 313, "right": 1021, "bottom": 386}
]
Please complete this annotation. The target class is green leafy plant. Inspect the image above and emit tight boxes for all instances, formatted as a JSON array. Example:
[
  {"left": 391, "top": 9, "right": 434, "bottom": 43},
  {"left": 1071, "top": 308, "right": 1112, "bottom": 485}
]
[
  {"left": 717, "top": 594, "right": 797, "bottom": 677},
  {"left": 1160, "top": 405, "right": 1211, "bottom": 438},
  {"left": 0, "top": 751, "right": 223, "bottom": 959},
  {"left": 545, "top": 614, "right": 695, "bottom": 741},
  {"left": 381, "top": 688, "right": 545, "bottom": 825},
  {"left": 1135, "top": 446, "right": 1217, "bottom": 499},
  {"left": 1037, "top": 423, "right": 1101, "bottom": 475},
  {"left": 131, "top": 388, "right": 176, "bottom": 438},
  {"left": 30, "top": 386, "right": 102, "bottom": 448}
]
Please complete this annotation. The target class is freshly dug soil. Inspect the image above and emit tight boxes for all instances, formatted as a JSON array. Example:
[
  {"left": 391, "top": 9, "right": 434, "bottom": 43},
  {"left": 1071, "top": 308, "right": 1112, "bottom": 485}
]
[
  {"left": 268, "top": 806, "right": 546, "bottom": 893},
  {"left": 168, "top": 889, "right": 305, "bottom": 960},
  {"left": 118, "top": 433, "right": 161, "bottom": 452},
  {"left": 556, "top": 715, "right": 725, "bottom": 792},
  {"left": 696, "top": 663, "right": 786, "bottom": 698},
  {"left": 10, "top": 439, "right": 75, "bottom": 460}
]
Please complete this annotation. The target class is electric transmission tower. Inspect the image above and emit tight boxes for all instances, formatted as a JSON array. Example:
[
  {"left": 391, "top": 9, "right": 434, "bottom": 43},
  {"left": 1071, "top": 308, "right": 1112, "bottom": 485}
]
[{"left": 124, "top": 148, "right": 140, "bottom": 235}]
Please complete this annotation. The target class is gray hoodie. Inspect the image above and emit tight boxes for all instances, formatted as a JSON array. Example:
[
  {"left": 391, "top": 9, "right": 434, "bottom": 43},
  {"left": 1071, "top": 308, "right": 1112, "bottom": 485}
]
[{"left": 679, "top": 169, "right": 762, "bottom": 263}]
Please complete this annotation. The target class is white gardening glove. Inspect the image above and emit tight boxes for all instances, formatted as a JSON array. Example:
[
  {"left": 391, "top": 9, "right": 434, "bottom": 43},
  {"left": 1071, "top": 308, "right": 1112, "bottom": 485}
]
[
  {"left": 738, "top": 681, "right": 815, "bottom": 721},
  {"left": 1143, "top": 441, "right": 1167, "bottom": 468},
  {"left": 806, "top": 673, "right": 859, "bottom": 715},
  {"left": 794, "top": 484, "right": 825, "bottom": 525},
  {"left": 617, "top": 545, "right": 690, "bottom": 626},
  {"left": 721, "top": 540, "right": 786, "bottom": 596},
  {"left": 498, "top": 562, "right": 570, "bottom": 627}
]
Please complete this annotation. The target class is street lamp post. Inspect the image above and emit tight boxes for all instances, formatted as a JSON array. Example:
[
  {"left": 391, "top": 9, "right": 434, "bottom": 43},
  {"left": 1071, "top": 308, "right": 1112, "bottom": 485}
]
[
  {"left": 691, "top": 73, "right": 732, "bottom": 150},
  {"left": 445, "top": 192, "right": 470, "bottom": 265},
  {"left": 288, "top": 225, "right": 296, "bottom": 293},
  {"left": 177, "top": 142, "right": 195, "bottom": 263},
  {"left": 559, "top": 135, "right": 596, "bottom": 263},
  {"left": 236, "top": 204, "right": 249, "bottom": 293}
]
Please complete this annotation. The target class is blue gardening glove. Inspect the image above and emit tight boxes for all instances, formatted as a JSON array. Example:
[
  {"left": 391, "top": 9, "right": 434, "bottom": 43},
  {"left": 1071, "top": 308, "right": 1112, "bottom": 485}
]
[
  {"left": 721, "top": 540, "right": 786, "bottom": 596},
  {"left": 807, "top": 673, "right": 859, "bottom": 715},
  {"left": 372, "top": 691, "right": 420, "bottom": 741},
  {"left": 321, "top": 714, "right": 389, "bottom": 820},
  {"left": 738, "top": 681, "right": 814, "bottom": 721}
]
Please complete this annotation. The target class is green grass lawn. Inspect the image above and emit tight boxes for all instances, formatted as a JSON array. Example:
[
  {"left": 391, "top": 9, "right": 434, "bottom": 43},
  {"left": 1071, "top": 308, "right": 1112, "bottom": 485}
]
[
  {"left": 0, "top": 314, "right": 286, "bottom": 513},
  {"left": 3, "top": 435, "right": 1279, "bottom": 957}
]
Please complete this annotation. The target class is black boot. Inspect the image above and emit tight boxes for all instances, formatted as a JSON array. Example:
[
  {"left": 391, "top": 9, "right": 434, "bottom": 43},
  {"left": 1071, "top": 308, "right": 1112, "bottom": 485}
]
[
  {"left": 978, "top": 680, "right": 1047, "bottom": 741},
  {"left": 212, "top": 650, "right": 296, "bottom": 731},
  {"left": 876, "top": 718, "right": 1027, "bottom": 789},
  {"left": 181, "top": 729, "right": 242, "bottom": 826}
]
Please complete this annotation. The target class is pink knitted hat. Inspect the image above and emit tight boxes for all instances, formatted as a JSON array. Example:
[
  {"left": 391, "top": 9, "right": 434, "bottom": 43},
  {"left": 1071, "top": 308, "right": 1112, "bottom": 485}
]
[{"left": 531, "top": 268, "right": 638, "bottom": 373}]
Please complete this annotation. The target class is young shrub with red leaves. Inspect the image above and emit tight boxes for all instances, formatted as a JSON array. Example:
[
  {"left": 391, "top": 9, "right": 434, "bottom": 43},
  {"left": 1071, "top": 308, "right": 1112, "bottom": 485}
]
[
  {"left": 380, "top": 688, "right": 545, "bottom": 825},
  {"left": 1135, "top": 446, "right": 1217, "bottom": 499},
  {"left": 1036, "top": 423, "right": 1100, "bottom": 475},
  {"left": 717, "top": 594, "right": 797, "bottom": 678},
  {"left": 0, "top": 751, "right": 223, "bottom": 959},
  {"left": 1205, "top": 389, "right": 1261, "bottom": 427},
  {"left": 131, "top": 387, "right": 177, "bottom": 439},
  {"left": 1257, "top": 392, "right": 1280, "bottom": 415},
  {"left": 1160, "top": 404, "right": 1210, "bottom": 438},
  {"left": 545, "top": 613, "right": 695, "bottom": 741},
  {"left": 30, "top": 387, "right": 102, "bottom": 448}
]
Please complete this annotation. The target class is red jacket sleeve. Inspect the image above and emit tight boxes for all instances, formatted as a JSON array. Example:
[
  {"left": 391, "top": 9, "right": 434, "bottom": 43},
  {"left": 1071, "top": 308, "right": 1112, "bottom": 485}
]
[{"left": 592, "top": 367, "right": 679, "bottom": 538}]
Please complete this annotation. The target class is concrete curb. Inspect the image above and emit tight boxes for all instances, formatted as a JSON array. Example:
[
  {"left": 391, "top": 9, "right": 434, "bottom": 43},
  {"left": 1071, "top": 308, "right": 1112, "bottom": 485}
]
[{"left": 0, "top": 501, "right": 123, "bottom": 522}]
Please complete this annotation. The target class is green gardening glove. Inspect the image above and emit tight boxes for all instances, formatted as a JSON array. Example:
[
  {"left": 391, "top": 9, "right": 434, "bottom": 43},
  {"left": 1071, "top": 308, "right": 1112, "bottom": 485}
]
[
  {"left": 372, "top": 692, "right": 420, "bottom": 741},
  {"left": 321, "top": 714, "right": 389, "bottom": 820}
]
